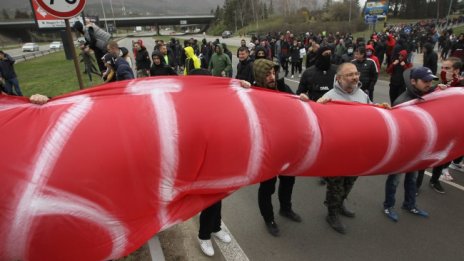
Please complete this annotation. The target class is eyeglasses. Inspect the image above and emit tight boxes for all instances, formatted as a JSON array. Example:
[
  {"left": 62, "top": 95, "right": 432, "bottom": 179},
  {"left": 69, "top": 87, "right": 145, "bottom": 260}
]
[{"left": 340, "top": 72, "right": 361, "bottom": 77}]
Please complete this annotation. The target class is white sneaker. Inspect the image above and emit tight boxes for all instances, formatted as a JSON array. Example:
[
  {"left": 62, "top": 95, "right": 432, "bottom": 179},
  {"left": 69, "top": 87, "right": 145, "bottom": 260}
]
[
  {"left": 212, "top": 230, "right": 232, "bottom": 243},
  {"left": 449, "top": 162, "right": 464, "bottom": 171},
  {"left": 439, "top": 169, "right": 453, "bottom": 181},
  {"left": 291, "top": 75, "right": 294, "bottom": 78},
  {"left": 198, "top": 238, "right": 214, "bottom": 256}
]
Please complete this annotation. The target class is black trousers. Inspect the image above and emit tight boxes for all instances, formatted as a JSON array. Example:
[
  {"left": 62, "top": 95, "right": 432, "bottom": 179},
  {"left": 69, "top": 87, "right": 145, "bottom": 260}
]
[
  {"left": 198, "top": 201, "right": 222, "bottom": 240},
  {"left": 258, "top": 175, "right": 295, "bottom": 223}
]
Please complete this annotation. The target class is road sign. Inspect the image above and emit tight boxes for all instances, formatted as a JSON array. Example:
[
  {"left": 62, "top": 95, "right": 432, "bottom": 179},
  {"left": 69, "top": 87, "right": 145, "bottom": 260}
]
[
  {"left": 30, "top": 0, "right": 83, "bottom": 29},
  {"left": 35, "top": 0, "right": 86, "bottom": 19},
  {"left": 365, "top": 15, "right": 378, "bottom": 25}
]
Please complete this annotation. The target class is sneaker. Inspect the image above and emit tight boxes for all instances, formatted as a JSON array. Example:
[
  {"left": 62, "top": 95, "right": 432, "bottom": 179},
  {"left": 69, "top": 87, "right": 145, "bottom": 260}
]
[
  {"left": 265, "top": 221, "right": 280, "bottom": 237},
  {"left": 439, "top": 169, "right": 453, "bottom": 181},
  {"left": 449, "top": 162, "right": 464, "bottom": 171},
  {"left": 326, "top": 215, "right": 346, "bottom": 234},
  {"left": 279, "top": 209, "right": 302, "bottom": 222},
  {"left": 212, "top": 230, "right": 232, "bottom": 243},
  {"left": 402, "top": 206, "right": 429, "bottom": 218},
  {"left": 197, "top": 238, "right": 214, "bottom": 256},
  {"left": 291, "top": 75, "right": 294, "bottom": 78},
  {"left": 429, "top": 181, "right": 445, "bottom": 194},
  {"left": 383, "top": 208, "right": 399, "bottom": 222}
]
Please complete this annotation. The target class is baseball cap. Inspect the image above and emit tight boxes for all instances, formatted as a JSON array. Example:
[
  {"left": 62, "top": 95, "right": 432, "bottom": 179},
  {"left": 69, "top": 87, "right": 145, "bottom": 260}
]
[{"left": 411, "top": 67, "right": 438, "bottom": 81}]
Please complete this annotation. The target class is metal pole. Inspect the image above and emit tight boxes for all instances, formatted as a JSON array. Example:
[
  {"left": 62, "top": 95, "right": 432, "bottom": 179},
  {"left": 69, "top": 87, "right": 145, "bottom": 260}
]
[
  {"left": 349, "top": 0, "right": 352, "bottom": 24},
  {"left": 100, "top": 0, "right": 109, "bottom": 32},
  {"left": 447, "top": 0, "right": 453, "bottom": 27},
  {"left": 65, "top": 19, "right": 84, "bottom": 90},
  {"left": 109, "top": 0, "right": 116, "bottom": 30}
]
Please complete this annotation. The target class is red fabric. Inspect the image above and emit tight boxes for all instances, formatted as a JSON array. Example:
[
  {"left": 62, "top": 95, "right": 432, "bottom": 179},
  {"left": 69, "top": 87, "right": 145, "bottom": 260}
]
[{"left": 1, "top": 77, "right": 464, "bottom": 260}]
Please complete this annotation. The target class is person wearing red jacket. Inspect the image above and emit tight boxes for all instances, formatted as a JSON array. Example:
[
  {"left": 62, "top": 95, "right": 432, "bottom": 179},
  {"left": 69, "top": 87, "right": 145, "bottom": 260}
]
[
  {"left": 366, "top": 44, "right": 381, "bottom": 71},
  {"left": 386, "top": 50, "right": 413, "bottom": 103},
  {"left": 386, "top": 33, "right": 396, "bottom": 66}
]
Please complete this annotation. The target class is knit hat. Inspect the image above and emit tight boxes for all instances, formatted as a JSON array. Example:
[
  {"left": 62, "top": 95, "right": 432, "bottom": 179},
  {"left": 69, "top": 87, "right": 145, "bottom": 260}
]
[{"left": 253, "top": 59, "right": 275, "bottom": 89}]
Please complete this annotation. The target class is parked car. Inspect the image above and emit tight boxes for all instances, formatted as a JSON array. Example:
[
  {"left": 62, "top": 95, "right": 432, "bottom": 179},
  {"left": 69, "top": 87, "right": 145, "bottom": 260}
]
[
  {"left": 22, "top": 43, "right": 39, "bottom": 52},
  {"left": 49, "top": 41, "right": 62, "bottom": 50},
  {"left": 222, "top": 31, "right": 232, "bottom": 38}
]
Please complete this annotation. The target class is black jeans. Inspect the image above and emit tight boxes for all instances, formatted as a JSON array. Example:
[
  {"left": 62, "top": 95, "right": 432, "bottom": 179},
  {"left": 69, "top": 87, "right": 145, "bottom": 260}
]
[
  {"left": 258, "top": 175, "right": 295, "bottom": 222},
  {"left": 198, "top": 201, "right": 222, "bottom": 240}
]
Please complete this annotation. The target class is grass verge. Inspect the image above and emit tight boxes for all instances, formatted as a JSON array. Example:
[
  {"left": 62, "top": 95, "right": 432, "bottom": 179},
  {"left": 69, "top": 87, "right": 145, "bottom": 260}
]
[{"left": 15, "top": 50, "right": 103, "bottom": 97}]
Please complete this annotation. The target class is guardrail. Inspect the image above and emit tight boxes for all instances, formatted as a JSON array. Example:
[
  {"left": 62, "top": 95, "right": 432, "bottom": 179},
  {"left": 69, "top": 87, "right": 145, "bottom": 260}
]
[{"left": 12, "top": 47, "right": 63, "bottom": 63}]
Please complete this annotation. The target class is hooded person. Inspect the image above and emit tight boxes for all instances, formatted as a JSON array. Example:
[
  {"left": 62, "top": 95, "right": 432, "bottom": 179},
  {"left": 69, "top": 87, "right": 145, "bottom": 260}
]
[
  {"left": 184, "top": 46, "right": 202, "bottom": 75},
  {"left": 253, "top": 58, "right": 300, "bottom": 237},
  {"left": 386, "top": 49, "right": 413, "bottom": 103},
  {"left": 366, "top": 44, "right": 381, "bottom": 70},
  {"left": 423, "top": 42, "right": 438, "bottom": 75},
  {"left": 150, "top": 51, "right": 178, "bottom": 77},
  {"left": 297, "top": 46, "right": 337, "bottom": 101},
  {"left": 254, "top": 46, "right": 268, "bottom": 60},
  {"left": 208, "top": 44, "right": 232, "bottom": 77}
]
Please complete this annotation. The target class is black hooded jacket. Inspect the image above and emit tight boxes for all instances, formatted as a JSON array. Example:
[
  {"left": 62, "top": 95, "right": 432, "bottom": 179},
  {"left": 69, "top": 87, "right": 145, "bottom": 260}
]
[
  {"left": 423, "top": 43, "right": 438, "bottom": 75},
  {"left": 150, "top": 51, "right": 177, "bottom": 76}
]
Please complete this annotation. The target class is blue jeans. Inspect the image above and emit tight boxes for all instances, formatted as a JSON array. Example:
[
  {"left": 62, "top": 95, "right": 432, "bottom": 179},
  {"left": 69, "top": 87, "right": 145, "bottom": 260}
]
[
  {"left": 4, "top": 77, "right": 23, "bottom": 96},
  {"left": 383, "top": 171, "right": 418, "bottom": 210}
]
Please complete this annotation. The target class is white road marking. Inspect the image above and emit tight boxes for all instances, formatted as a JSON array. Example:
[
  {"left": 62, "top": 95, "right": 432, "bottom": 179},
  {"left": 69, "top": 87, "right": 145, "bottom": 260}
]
[
  {"left": 214, "top": 221, "right": 250, "bottom": 261},
  {"left": 424, "top": 170, "right": 464, "bottom": 191}
]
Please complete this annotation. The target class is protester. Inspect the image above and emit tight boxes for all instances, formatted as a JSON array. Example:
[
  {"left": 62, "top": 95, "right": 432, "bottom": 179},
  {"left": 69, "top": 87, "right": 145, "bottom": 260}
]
[
  {"left": 352, "top": 47, "right": 378, "bottom": 101},
  {"left": 184, "top": 46, "right": 201, "bottom": 75},
  {"left": 0, "top": 50, "right": 22, "bottom": 96},
  {"left": 73, "top": 19, "right": 111, "bottom": 73},
  {"left": 79, "top": 45, "right": 101, "bottom": 83},
  {"left": 383, "top": 67, "right": 439, "bottom": 222},
  {"left": 150, "top": 51, "right": 177, "bottom": 76},
  {"left": 253, "top": 58, "right": 301, "bottom": 237},
  {"left": 208, "top": 44, "right": 232, "bottom": 77},
  {"left": 133, "top": 42, "right": 151, "bottom": 78},
  {"left": 303, "top": 63, "right": 371, "bottom": 234},
  {"left": 387, "top": 50, "right": 413, "bottom": 103},
  {"left": 236, "top": 46, "right": 254, "bottom": 84}
]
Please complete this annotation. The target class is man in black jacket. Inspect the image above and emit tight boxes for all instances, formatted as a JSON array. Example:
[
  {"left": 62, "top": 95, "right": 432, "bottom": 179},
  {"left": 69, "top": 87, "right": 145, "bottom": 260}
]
[
  {"left": 236, "top": 47, "right": 254, "bottom": 84},
  {"left": 352, "top": 47, "right": 378, "bottom": 101},
  {"left": 383, "top": 67, "right": 437, "bottom": 222},
  {"left": 253, "top": 58, "right": 300, "bottom": 237},
  {"left": 297, "top": 46, "right": 337, "bottom": 101}
]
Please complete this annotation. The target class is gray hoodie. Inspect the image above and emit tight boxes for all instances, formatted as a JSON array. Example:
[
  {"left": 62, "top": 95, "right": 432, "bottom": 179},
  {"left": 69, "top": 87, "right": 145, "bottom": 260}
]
[{"left": 321, "top": 79, "right": 372, "bottom": 104}]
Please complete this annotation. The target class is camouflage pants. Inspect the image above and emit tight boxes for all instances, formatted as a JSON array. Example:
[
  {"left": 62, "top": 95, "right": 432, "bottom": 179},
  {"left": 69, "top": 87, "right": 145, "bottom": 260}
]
[{"left": 325, "top": 176, "right": 358, "bottom": 215}]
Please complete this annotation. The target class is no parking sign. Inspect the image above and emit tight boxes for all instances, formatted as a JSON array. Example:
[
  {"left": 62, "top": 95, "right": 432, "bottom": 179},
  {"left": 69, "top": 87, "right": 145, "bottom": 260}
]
[{"left": 35, "top": 0, "right": 86, "bottom": 19}]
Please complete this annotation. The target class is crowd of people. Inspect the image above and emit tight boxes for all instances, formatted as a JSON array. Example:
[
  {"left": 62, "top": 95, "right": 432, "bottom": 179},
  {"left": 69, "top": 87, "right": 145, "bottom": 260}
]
[{"left": 2, "top": 17, "right": 463, "bottom": 258}]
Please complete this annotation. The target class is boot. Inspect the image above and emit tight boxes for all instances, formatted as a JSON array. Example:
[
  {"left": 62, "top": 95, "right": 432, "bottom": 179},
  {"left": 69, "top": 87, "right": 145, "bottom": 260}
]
[
  {"left": 325, "top": 207, "right": 346, "bottom": 234},
  {"left": 339, "top": 201, "right": 355, "bottom": 218}
]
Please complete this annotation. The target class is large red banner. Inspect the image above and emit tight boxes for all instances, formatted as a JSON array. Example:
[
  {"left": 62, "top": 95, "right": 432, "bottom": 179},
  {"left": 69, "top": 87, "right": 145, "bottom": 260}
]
[{"left": 0, "top": 76, "right": 463, "bottom": 260}]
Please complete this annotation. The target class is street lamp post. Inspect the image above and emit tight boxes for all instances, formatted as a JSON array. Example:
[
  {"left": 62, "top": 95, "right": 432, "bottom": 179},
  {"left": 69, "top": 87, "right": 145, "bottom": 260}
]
[
  {"left": 100, "top": 0, "right": 109, "bottom": 32},
  {"left": 447, "top": 0, "right": 453, "bottom": 28}
]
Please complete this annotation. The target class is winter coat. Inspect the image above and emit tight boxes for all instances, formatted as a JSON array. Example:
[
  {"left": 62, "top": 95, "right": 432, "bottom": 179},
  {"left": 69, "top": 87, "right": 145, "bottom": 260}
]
[
  {"left": 297, "top": 64, "right": 337, "bottom": 101},
  {"left": 236, "top": 57, "right": 254, "bottom": 84}
]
